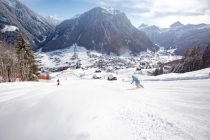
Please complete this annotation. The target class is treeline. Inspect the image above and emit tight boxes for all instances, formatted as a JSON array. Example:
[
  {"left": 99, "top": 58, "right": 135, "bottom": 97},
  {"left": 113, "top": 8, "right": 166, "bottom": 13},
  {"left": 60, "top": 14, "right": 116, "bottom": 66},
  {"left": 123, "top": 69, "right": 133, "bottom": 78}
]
[
  {"left": 0, "top": 35, "right": 39, "bottom": 83},
  {"left": 153, "top": 42, "right": 210, "bottom": 75}
]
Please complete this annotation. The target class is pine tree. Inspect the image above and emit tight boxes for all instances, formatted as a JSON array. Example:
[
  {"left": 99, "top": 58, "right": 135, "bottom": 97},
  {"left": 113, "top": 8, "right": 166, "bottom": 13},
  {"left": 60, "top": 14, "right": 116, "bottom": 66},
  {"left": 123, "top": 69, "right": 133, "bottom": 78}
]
[{"left": 16, "top": 35, "right": 39, "bottom": 81}]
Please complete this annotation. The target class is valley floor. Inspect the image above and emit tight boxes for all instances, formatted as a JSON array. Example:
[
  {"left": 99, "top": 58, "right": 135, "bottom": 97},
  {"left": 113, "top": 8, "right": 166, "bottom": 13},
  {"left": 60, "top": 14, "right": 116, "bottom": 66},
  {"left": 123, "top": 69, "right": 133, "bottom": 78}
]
[{"left": 0, "top": 70, "right": 210, "bottom": 140}]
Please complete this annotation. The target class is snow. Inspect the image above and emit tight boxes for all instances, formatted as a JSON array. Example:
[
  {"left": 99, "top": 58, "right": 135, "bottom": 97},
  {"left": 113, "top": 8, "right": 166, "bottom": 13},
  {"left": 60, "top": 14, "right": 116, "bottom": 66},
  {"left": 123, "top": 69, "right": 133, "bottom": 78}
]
[
  {"left": 2, "top": 0, "right": 16, "bottom": 8},
  {"left": 101, "top": 6, "right": 120, "bottom": 15},
  {"left": 45, "top": 16, "right": 61, "bottom": 26},
  {"left": 71, "top": 14, "right": 81, "bottom": 19},
  {"left": 35, "top": 45, "right": 92, "bottom": 69},
  {"left": 52, "top": 34, "right": 59, "bottom": 40},
  {"left": 37, "top": 36, "right": 47, "bottom": 43},
  {"left": 138, "top": 47, "right": 182, "bottom": 67},
  {"left": 117, "top": 68, "right": 210, "bottom": 83},
  {"left": 35, "top": 45, "right": 181, "bottom": 72},
  {"left": 77, "top": 33, "right": 82, "bottom": 41},
  {"left": 0, "top": 68, "right": 210, "bottom": 140},
  {"left": 1, "top": 25, "right": 18, "bottom": 33}
]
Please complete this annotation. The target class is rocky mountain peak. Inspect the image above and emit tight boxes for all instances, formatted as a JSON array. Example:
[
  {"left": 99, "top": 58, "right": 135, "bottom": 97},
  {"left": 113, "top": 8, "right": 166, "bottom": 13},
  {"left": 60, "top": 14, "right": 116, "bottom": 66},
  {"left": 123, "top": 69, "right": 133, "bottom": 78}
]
[
  {"left": 170, "top": 21, "right": 184, "bottom": 28},
  {"left": 139, "top": 21, "right": 210, "bottom": 55},
  {"left": 42, "top": 7, "right": 154, "bottom": 55},
  {"left": 45, "top": 16, "right": 61, "bottom": 26},
  {"left": 138, "top": 24, "right": 148, "bottom": 29}
]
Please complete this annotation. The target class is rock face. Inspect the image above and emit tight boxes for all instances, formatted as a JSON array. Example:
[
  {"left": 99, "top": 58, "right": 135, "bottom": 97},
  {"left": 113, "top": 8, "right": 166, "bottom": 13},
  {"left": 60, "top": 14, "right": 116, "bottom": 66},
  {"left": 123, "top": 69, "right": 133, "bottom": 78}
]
[
  {"left": 0, "top": 0, "right": 55, "bottom": 47},
  {"left": 139, "top": 21, "right": 210, "bottom": 55},
  {"left": 43, "top": 7, "right": 155, "bottom": 55},
  {"left": 138, "top": 24, "right": 162, "bottom": 45}
]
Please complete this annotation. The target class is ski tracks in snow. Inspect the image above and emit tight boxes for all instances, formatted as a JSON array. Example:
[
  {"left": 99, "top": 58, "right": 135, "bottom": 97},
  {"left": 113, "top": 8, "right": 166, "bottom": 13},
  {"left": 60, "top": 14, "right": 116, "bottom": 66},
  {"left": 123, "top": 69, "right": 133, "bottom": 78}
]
[
  {"left": 0, "top": 82, "right": 56, "bottom": 103},
  {"left": 0, "top": 78, "right": 209, "bottom": 140},
  {"left": 118, "top": 103, "right": 194, "bottom": 140}
]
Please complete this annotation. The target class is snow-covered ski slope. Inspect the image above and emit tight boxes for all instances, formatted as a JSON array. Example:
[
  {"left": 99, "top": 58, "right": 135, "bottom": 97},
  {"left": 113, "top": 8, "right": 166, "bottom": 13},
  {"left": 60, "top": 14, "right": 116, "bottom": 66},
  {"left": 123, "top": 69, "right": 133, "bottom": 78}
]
[{"left": 0, "top": 68, "right": 210, "bottom": 140}]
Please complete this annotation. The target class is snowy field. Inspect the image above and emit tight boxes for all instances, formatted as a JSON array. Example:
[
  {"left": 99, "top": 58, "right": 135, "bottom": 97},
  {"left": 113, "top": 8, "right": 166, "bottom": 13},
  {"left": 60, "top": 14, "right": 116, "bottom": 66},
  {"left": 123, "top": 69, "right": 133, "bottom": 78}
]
[{"left": 0, "top": 69, "right": 210, "bottom": 140}]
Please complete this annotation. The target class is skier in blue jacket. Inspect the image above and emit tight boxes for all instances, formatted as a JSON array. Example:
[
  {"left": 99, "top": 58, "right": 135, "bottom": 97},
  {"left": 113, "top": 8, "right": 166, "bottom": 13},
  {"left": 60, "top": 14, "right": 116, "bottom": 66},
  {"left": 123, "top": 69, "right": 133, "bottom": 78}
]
[{"left": 131, "top": 75, "right": 144, "bottom": 88}]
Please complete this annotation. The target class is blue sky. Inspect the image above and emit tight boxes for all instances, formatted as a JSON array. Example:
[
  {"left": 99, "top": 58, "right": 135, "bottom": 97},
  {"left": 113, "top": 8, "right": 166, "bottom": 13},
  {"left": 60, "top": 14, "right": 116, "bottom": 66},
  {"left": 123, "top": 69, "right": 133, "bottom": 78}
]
[{"left": 21, "top": 0, "right": 210, "bottom": 27}]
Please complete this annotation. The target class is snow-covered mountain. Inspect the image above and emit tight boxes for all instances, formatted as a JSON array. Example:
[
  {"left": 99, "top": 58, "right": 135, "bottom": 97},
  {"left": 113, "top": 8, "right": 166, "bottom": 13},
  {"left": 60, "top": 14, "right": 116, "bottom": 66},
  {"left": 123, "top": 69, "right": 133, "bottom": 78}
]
[
  {"left": 138, "top": 24, "right": 162, "bottom": 45},
  {"left": 139, "top": 21, "right": 210, "bottom": 55},
  {"left": 44, "top": 16, "right": 61, "bottom": 26},
  {"left": 42, "top": 7, "right": 155, "bottom": 55},
  {"left": 0, "top": 0, "right": 55, "bottom": 47}
]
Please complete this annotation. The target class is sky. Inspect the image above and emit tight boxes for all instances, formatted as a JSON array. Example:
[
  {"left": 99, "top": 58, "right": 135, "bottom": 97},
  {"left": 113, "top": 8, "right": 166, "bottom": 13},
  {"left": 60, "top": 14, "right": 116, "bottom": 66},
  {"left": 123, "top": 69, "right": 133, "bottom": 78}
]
[{"left": 20, "top": 0, "right": 210, "bottom": 28}]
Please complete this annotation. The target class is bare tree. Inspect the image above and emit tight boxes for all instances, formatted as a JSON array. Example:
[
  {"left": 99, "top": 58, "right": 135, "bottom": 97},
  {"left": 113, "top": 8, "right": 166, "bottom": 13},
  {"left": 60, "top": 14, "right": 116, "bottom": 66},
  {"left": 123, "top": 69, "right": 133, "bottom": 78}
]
[
  {"left": 0, "top": 41, "right": 18, "bottom": 82},
  {"left": 0, "top": 36, "right": 39, "bottom": 83}
]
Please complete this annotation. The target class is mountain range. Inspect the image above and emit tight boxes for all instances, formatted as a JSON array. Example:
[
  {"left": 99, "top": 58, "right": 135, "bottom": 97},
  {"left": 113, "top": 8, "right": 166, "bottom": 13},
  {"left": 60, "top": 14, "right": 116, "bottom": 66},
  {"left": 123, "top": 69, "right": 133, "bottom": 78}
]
[
  {"left": 0, "top": 0, "right": 54, "bottom": 48},
  {"left": 139, "top": 21, "right": 210, "bottom": 55},
  {"left": 42, "top": 7, "right": 154, "bottom": 55},
  {"left": 0, "top": 0, "right": 210, "bottom": 56},
  {"left": 0, "top": 0, "right": 155, "bottom": 55}
]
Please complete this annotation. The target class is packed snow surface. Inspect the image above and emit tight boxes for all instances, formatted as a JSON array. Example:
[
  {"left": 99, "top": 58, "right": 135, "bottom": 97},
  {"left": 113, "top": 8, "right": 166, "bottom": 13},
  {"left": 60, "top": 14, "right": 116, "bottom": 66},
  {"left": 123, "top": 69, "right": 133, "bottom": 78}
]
[{"left": 0, "top": 68, "right": 210, "bottom": 140}]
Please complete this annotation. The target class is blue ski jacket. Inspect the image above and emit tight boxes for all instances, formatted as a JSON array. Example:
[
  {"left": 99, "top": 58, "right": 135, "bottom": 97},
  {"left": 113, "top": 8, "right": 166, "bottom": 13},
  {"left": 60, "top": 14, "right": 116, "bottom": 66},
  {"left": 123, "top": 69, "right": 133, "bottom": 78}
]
[{"left": 131, "top": 76, "right": 140, "bottom": 84}]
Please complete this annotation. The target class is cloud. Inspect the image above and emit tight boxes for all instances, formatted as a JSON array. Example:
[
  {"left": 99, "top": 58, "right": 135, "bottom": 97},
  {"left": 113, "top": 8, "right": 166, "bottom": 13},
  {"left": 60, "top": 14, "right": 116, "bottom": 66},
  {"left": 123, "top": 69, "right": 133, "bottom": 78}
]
[
  {"left": 155, "top": 0, "right": 209, "bottom": 12},
  {"left": 152, "top": 14, "right": 210, "bottom": 27},
  {"left": 86, "top": 0, "right": 210, "bottom": 27},
  {"left": 20, "top": 0, "right": 210, "bottom": 27}
]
